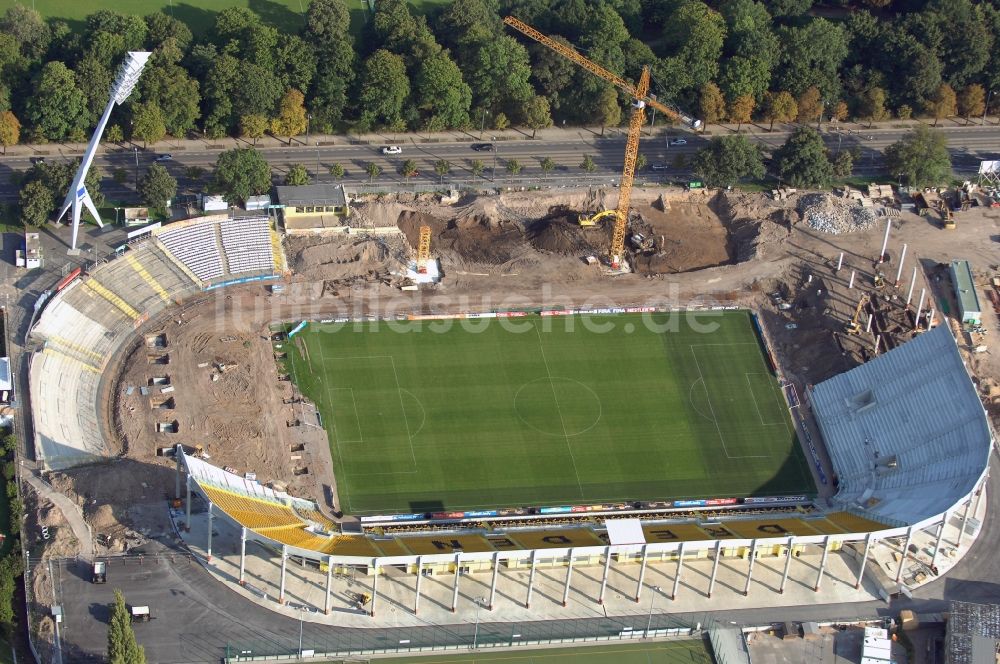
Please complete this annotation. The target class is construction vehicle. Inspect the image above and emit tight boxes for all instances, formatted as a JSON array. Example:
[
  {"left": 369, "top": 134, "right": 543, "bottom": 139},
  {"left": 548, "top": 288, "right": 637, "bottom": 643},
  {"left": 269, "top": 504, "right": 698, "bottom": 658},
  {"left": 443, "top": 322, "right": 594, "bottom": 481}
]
[
  {"left": 416, "top": 225, "right": 431, "bottom": 274},
  {"left": 873, "top": 270, "right": 886, "bottom": 289},
  {"left": 92, "top": 561, "right": 106, "bottom": 584},
  {"left": 131, "top": 606, "right": 150, "bottom": 622},
  {"left": 504, "top": 16, "right": 699, "bottom": 269},
  {"left": 845, "top": 294, "right": 870, "bottom": 335},
  {"left": 943, "top": 208, "right": 955, "bottom": 229}
]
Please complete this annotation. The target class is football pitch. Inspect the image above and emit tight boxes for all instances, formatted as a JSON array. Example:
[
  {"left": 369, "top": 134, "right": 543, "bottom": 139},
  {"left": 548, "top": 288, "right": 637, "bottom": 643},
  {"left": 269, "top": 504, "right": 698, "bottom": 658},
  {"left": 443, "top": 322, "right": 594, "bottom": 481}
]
[
  {"left": 367, "top": 639, "right": 714, "bottom": 663},
  {"left": 280, "top": 311, "right": 814, "bottom": 515}
]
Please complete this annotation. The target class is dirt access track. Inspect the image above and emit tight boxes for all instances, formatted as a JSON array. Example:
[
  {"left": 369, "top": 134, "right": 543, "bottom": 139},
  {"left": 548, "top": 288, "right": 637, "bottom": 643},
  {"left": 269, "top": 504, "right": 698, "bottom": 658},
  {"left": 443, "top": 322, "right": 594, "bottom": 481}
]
[{"left": 71, "top": 185, "right": 998, "bottom": 531}]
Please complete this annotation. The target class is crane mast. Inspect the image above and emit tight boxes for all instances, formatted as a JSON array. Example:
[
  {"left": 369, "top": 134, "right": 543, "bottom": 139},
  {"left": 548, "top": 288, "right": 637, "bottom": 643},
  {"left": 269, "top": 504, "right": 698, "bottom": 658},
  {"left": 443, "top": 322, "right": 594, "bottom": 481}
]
[{"left": 503, "top": 15, "right": 699, "bottom": 269}]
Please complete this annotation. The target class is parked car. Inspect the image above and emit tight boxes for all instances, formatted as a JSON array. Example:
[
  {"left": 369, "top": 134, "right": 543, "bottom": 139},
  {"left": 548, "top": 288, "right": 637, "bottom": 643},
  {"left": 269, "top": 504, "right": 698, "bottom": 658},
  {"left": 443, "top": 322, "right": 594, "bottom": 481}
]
[
  {"left": 154, "top": 154, "right": 173, "bottom": 161},
  {"left": 381, "top": 145, "right": 402, "bottom": 155},
  {"left": 668, "top": 138, "right": 687, "bottom": 146},
  {"left": 471, "top": 143, "right": 494, "bottom": 152},
  {"left": 650, "top": 163, "right": 669, "bottom": 171}
]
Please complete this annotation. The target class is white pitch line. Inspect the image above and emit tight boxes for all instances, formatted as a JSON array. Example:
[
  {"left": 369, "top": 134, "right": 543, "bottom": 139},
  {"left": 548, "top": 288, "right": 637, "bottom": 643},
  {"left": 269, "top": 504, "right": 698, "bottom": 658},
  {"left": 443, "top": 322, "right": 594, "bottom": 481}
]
[
  {"left": 533, "top": 321, "right": 586, "bottom": 500},
  {"left": 690, "top": 346, "right": 769, "bottom": 460}
]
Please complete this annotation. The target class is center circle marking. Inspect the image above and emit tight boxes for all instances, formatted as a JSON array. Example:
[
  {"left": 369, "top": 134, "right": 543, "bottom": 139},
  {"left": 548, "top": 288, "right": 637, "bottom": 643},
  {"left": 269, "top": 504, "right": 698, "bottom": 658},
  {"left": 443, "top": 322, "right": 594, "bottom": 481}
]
[{"left": 514, "top": 377, "right": 603, "bottom": 437}]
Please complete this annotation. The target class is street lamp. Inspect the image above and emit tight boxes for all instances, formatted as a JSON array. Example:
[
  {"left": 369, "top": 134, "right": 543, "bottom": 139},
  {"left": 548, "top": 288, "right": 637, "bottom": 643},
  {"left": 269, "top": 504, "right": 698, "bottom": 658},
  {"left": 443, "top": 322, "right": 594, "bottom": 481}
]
[
  {"left": 114, "top": 207, "right": 122, "bottom": 225},
  {"left": 307, "top": 113, "right": 311, "bottom": 144},
  {"left": 645, "top": 585, "right": 662, "bottom": 636},
  {"left": 985, "top": 90, "right": 993, "bottom": 126},
  {"left": 133, "top": 146, "right": 139, "bottom": 190},
  {"left": 491, "top": 145, "right": 497, "bottom": 183},
  {"left": 480, "top": 109, "right": 491, "bottom": 140},
  {"left": 472, "top": 596, "right": 486, "bottom": 650}
]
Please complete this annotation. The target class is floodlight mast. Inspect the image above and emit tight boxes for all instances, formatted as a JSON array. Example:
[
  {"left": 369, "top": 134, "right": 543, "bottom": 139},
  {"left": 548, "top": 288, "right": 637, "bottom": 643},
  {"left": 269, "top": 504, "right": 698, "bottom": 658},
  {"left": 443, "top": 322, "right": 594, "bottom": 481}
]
[{"left": 57, "top": 51, "right": 151, "bottom": 252}]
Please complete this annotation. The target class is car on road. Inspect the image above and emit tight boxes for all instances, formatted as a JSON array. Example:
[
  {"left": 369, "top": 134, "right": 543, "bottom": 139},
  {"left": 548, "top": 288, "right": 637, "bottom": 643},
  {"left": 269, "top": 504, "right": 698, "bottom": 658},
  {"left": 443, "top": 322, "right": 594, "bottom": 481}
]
[
  {"left": 668, "top": 138, "right": 687, "bottom": 146},
  {"left": 154, "top": 154, "right": 173, "bottom": 161},
  {"left": 471, "top": 143, "right": 494, "bottom": 152},
  {"left": 30, "top": 157, "right": 45, "bottom": 165},
  {"left": 650, "top": 163, "right": 669, "bottom": 171},
  {"left": 381, "top": 145, "right": 402, "bottom": 155}
]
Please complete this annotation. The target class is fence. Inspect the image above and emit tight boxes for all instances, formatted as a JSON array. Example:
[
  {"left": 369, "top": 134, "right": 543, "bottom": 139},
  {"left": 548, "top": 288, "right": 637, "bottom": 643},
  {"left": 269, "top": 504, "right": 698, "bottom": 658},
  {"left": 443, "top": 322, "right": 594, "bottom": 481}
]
[{"left": 224, "top": 613, "right": 701, "bottom": 661}]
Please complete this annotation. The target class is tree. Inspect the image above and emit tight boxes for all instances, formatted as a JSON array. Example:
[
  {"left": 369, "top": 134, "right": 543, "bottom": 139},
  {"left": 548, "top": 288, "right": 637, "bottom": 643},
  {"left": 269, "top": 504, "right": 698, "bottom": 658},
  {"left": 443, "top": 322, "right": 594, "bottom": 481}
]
[
  {"left": 357, "top": 50, "right": 409, "bottom": 129},
  {"left": 470, "top": 159, "right": 485, "bottom": 178},
  {"left": 729, "top": 95, "right": 755, "bottom": 131},
  {"left": 897, "top": 105, "right": 913, "bottom": 121},
  {"left": 240, "top": 114, "right": 268, "bottom": 145},
  {"left": 213, "top": 148, "right": 271, "bottom": 206},
  {"left": 19, "top": 180, "right": 53, "bottom": 227},
  {"left": 699, "top": 82, "right": 727, "bottom": 125},
  {"left": 832, "top": 150, "right": 853, "bottom": 178},
  {"left": 270, "top": 89, "right": 308, "bottom": 142},
  {"left": 884, "top": 125, "right": 951, "bottom": 187},
  {"left": 329, "top": 163, "right": 345, "bottom": 180},
  {"left": 285, "top": 164, "right": 310, "bottom": 186},
  {"left": 773, "top": 126, "right": 833, "bottom": 188},
  {"left": 593, "top": 85, "right": 621, "bottom": 136},
  {"left": 493, "top": 112, "right": 510, "bottom": 131},
  {"left": 413, "top": 51, "right": 472, "bottom": 130},
  {"left": 831, "top": 101, "right": 848, "bottom": 123},
  {"left": 505, "top": 158, "right": 522, "bottom": 182},
  {"left": 400, "top": 159, "right": 418, "bottom": 179},
  {"left": 774, "top": 19, "right": 847, "bottom": 100},
  {"left": 580, "top": 154, "right": 597, "bottom": 173},
  {"left": 957, "top": 84, "right": 986, "bottom": 124},
  {"left": 635, "top": 153, "right": 647, "bottom": 171},
  {"left": 691, "top": 134, "right": 765, "bottom": 187},
  {"left": 796, "top": 86, "right": 822, "bottom": 125},
  {"left": 859, "top": 87, "right": 889, "bottom": 128},
  {"left": 113, "top": 168, "right": 127, "bottom": 185},
  {"left": 0, "top": 111, "right": 18, "bottom": 154},
  {"left": 467, "top": 36, "right": 533, "bottom": 111},
  {"left": 925, "top": 83, "right": 957, "bottom": 126},
  {"left": 108, "top": 589, "right": 146, "bottom": 664},
  {"left": 105, "top": 124, "right": 124, "bottom": 144},
  {"left": 433, "top": 159, "right": 451, "bottom": 184},
  {"left": 140, "top": 62, "right": 200, "bottom": 136},
  {"left": 661, "top": 1, "right": 727, "bottom": 93},
  {"left": 24, "top": 61, "right": 88, "bottom": 141},
  {"left": 366, "top": 162, "right": 382, "bottom": 182},
  {"left": 522, "top": 95, "right": 552, "bottom": 139},
  {"left": 540, "top": 156, "right": 555, "bottom": 179},
  {"left": 132, "top": 102, "right": 166, "bottom": 148},
  {"left": 1, "top": 5, "right": 51, "bottom": 60},
  {"left": 762, "top": 91, "right": 797, "bottom": 131},
  {"left": 138, "top": 163, "right": 177, "bottom": 209}
]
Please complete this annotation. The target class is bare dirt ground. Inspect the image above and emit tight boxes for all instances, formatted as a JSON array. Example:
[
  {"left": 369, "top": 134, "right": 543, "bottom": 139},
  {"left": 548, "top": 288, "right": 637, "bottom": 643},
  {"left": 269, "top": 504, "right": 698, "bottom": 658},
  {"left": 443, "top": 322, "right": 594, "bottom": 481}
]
[{"left": 77, "top": 185, "right": 1000, "bottom": 538}]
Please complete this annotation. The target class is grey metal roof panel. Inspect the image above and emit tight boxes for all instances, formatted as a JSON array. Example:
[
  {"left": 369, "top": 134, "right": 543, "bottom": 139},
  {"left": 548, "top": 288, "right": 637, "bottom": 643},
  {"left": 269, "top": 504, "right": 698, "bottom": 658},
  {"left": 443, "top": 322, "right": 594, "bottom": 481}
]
[
  {"left": 811, "top": 325, "right": 990, "bottom": 525},
  {"left": 275, "top": 184, "right": 348, "bottom": 207}
]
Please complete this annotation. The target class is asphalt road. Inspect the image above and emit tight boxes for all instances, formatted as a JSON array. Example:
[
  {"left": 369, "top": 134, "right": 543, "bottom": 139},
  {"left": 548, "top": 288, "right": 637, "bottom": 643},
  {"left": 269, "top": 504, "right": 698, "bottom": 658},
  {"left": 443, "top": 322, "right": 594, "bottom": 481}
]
[{"left": 1, "top": 124, "right": 998, "bottom": 202}]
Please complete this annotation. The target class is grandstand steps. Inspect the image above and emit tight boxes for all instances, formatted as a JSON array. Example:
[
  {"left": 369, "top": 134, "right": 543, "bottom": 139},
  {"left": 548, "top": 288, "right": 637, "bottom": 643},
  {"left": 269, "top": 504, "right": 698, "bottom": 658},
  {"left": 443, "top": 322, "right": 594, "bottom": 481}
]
[
  {"left": 153, "top": 238, "right": 205, "bottom": 287},
  {"left": 213, "top": 223, "right": 231, "bottom": 275},
  {"left": 81, "top": 278, "right": 139, "bottom": 320},
  {"left": 269, "top": 226, "right": 287, "bottom": 274},
  {"left": 42, "top": 346, "right": 101, "bottom": 373},
  {"left": 125, "top": 253, "right": 171, "bottom": 303}
]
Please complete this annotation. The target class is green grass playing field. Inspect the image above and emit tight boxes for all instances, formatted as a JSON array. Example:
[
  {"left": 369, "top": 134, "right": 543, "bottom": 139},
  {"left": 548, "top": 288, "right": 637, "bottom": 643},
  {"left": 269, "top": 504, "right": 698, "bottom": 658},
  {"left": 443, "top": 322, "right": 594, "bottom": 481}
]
[
  {"left": 280, "top": 311, "right": 814, "bottom": 515},
  {"left": 365, "top": 639, "right": 714, "bottom": 663}
]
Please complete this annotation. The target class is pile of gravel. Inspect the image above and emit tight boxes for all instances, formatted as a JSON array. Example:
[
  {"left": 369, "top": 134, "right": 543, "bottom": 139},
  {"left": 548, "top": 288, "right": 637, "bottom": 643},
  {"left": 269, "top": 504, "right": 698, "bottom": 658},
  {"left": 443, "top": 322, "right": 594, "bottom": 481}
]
[{"left": 798, "top": 193, "right": 877, "bottom": 234}]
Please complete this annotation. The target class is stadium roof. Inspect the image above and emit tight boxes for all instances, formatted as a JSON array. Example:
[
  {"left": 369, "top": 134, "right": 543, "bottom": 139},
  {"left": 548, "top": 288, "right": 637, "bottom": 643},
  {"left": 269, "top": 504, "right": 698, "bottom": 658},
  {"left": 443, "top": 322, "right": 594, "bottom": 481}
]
[{"left": 811, "top": 324, "right": 990, "bottom": 526}]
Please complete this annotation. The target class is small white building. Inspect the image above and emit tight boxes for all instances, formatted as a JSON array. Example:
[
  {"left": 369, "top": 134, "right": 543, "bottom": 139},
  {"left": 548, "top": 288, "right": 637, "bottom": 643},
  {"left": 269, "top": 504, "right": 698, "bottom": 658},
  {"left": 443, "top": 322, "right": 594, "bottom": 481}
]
[
  {"left": 202, "top": 194, "right": 228, "bottom": 212},
  {"left": 15, "top": 232, "right": 41, "bottom": 269},
  {"left": 245, "top": 195, "right": 271, "bottom": 211}
]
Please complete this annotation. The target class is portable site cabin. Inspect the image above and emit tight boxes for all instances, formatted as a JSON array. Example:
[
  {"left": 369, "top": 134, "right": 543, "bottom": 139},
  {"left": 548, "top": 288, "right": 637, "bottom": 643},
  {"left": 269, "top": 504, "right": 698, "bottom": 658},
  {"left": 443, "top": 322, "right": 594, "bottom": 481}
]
[{"left": 950, "top": 260, "right": 982, "bottom": 326}]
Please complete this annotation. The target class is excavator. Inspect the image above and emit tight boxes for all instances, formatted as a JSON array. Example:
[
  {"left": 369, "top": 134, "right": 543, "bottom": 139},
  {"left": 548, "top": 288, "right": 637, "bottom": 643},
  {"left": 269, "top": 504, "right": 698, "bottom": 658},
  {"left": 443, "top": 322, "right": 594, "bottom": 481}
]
[
  {"left": 845, "top": 293, "right": 870, "bottom": 335},
  {"left": 503, "top": 16, "right": 700, "bottom": 269}
]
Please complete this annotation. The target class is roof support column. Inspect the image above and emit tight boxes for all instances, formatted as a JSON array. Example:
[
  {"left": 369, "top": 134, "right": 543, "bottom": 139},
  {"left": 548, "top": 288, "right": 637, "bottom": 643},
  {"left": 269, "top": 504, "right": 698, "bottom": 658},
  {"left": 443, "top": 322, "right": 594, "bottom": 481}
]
[
  {"left": 278, "top": 545, "right": 288, "bottom": 605},
  {"left": 206, "top": 502, "right": 214, "bottom": 562},
  {"left": 174, "top": 445, "right": 182, "bottom": 500},
  {"left": 185, "top": 474, "right": 192, "bottom": 532},
  {"left": 238, "top": 527, "right": 247, "bottom": 585},
  {"left": 451, "top": 553, "right": 461, "bottom": 613},
  {"left": 525, "top": 551, "right": 537, "bottom": 609},
  {"left": 958, "top": 496, "right": 973, "bottom": 548},
  {"left": 488, "top": 552, "right": 500, "bottom": 610},
  {"left": 931, "top": 513, "right": 948, "bottom": 569},
  {"left": 855, "top": 533, "right": 874, "bottom": 589},
  {"left": 671, "top": 543, "right": 684, "bottom": 600},
  {"left": 707, "top": 540, "right": 722, "bottom": 598},
  {"left": 780, "top": 536, "right": 795, "bottom": 594},
  {"left": 635, "top": 545, "right": 649, "bottom": 603},
  {"left": 742, "top": 540, "right": 757, "bottom": 596},
  {"left": 598, "top": 546, "right": 612, "bottom": 605},
  {"left": 562, "top": 549, "right": 574, "bottom": 607},
  {"left": 414, "top": 556, "right": 422, "bottom": 615},
  {"left": 370, "top": 560, "right": 379, "bottom": 617},
  {"left": 814, "top": 536, "right": 831, "bottom": 592},
  {"left": 324, "top": 556, "right": 333, "bottom": 615},
  {"left": 895, "top": 527, "right": 914, "bottom": 584}
]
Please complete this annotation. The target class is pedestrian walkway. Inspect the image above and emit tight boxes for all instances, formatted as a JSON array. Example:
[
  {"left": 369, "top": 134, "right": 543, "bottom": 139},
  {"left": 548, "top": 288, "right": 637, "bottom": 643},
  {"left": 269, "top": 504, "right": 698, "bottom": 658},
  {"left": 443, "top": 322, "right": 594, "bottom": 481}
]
[{"left": 24, "top": 472, "right": 93, "bottom": 560}]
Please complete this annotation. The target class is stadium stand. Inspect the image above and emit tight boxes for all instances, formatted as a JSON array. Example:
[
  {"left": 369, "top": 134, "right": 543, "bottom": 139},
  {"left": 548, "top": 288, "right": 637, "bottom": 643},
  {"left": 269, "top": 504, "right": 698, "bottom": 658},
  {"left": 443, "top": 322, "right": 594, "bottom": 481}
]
[
  {"left": 221, "top": 217, "right": 275, "bottom": 274},
  {"left": 156, "top": 219, "right": 225, "bottom": 283},
  {"left": 153, "top": 215, "right": 278, "bottom": 286},
  {"left": 811, "top": 325, "right": 992, "bottom": 526}
]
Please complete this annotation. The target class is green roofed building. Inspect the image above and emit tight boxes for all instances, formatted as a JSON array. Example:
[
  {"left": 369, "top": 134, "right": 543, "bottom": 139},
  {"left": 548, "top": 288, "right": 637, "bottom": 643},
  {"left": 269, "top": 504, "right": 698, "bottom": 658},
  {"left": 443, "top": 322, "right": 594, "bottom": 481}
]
[{"left": 949, "top": 260, "right": 982, "bottom": 326}]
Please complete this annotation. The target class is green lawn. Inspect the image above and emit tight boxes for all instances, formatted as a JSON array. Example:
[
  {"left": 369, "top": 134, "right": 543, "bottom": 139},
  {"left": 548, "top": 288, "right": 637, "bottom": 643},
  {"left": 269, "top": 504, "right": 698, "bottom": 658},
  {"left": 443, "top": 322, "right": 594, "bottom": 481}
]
[
  {"left": 356, "top": 639, "right": 714, "bottom": 664},
  {"left": 0, "top": 0, "right": 452, "bottom": 36},
  {"left": 279, "top": 311, "right": 813, "bottom": 515}
]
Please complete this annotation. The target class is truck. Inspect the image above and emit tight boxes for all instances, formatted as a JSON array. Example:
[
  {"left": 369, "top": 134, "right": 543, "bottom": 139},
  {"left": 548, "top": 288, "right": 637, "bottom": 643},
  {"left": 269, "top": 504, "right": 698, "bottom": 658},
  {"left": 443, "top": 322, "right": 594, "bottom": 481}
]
[
  {"left": 130, "top": 606, "right": 150, "bottom": 622},
  {"left": 92, "top": 561, "right": 106, "bottom": 584}
]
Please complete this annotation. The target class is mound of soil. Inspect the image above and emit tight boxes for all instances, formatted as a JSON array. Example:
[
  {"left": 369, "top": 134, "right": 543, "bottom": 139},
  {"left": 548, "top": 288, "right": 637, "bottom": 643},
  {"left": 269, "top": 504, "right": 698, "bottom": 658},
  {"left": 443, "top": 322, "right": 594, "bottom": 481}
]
[
  {"left": 399, "top": 209, "right": 528, "bottom": 268},
  {"left": 526, "top": 210, "right": 611, "bottom": 256},
  {"left": 285, "top": 235, "right": 402, "bottom": 281}
]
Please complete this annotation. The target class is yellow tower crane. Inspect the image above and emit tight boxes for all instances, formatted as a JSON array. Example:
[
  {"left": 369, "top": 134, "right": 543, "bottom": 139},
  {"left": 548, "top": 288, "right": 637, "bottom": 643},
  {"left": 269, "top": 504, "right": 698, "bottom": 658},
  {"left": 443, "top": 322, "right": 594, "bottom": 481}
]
[
  {"left": 416, "top": 225, "right": 431, "bottom": 274},
  {"left": 503, "top": 16, "right": 701, "bottom": 269}
]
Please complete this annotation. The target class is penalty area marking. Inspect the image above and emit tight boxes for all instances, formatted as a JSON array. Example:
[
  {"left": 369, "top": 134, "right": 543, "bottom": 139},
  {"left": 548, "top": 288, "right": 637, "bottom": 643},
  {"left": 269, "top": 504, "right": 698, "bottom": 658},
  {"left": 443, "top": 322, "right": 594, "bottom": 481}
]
[
  {"left": 744, "top": 373, "right": 784, "bottom": 427},
  {"left": 689, "top": 345, "right": 769, "bottom": 460}
]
